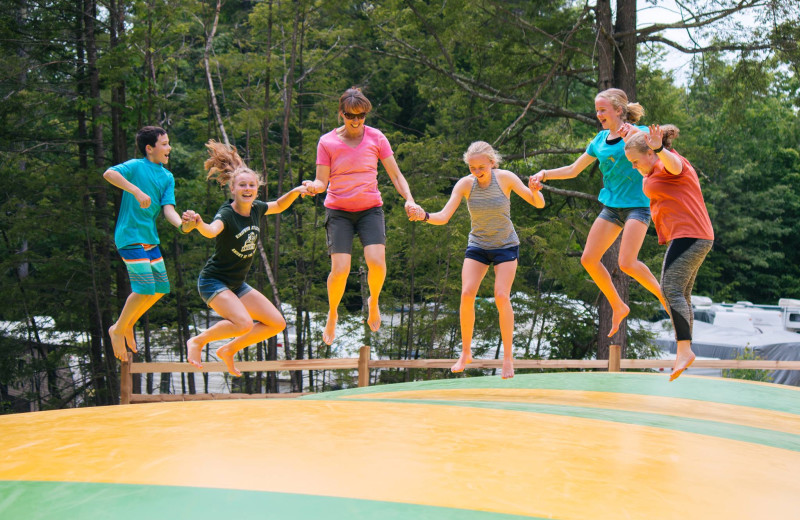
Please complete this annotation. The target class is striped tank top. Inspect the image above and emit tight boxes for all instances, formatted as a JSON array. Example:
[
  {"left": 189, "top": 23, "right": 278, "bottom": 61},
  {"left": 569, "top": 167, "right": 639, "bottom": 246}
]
[{"left": 466, "top": 171, "right": 519, "bottom": 249}]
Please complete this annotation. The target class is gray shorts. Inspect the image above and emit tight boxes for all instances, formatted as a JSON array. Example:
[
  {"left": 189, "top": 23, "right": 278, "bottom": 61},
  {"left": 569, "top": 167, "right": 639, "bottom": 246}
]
[
  {"left": 597, "top": 205, "right": 651, "bottom": 228},
  {"left": 325, "top": 206, "right": 386, "bottom": 255}
]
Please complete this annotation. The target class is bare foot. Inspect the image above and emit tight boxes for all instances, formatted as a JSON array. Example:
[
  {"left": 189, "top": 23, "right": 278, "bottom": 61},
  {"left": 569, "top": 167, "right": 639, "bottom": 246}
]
[
  {"left": 501, "top": 359, "right": 515, "bottom": 379},
  {"left": 323, "top": 311, "right": 337, "bottom": 345},
  {"left": 125, "top": 327, "right": 137, "bottom": 354},
  {"left": 216, "top": 346, "right": 242, "bottom": 377},
  {"left": 450, "top": 352, "right": 473, "bottom": 373},
  {"left": 367, "top": 297, "right": 381, "bottom": 332},
  {"left": 607, "top": 303, "right": 630, "bottom": 338},
  {"left": 187, "top": 337, "right": 204, "bottom": 369},
  {"left": 108, "top": 324, "right": 127, "bottom": 361},
  {"left": 669, "top": 351, "right": 696, "bottom": 382}
]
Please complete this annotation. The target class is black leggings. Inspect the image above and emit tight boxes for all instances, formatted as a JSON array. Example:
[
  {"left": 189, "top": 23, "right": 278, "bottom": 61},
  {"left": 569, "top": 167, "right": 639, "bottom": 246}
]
[{"left": 661, "top": 238, "right": 713, "bottom": 341}]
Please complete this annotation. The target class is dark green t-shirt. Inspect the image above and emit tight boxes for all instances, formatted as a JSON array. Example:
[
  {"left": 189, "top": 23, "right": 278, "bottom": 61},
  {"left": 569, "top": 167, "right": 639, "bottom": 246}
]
[{"left": 199, "top": 200, "right": 269, "bottom": 287}]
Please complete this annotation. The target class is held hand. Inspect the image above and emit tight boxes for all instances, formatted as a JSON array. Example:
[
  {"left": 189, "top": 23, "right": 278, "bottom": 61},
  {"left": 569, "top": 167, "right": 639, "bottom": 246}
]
[
  {"left": 294, "top": 184, "right": 313, "bottom": 197},
  {"left": 646, "top": 124, "right": 664, "bottom": 151},
  {"left": 407, "top": 205, "right": 426, "bottom": 222},
  {"left": 135, "top": 189, "right": 152, "bottom": 209},
  {"left": 529, "top": 171, "right": 545, "bottom": 191},
  {"left": 181, "top": 209, "right": 196, "bottom": 223},
  {"left": 404, "top": 200, "right": 422, "bottom": 219},
  {"left": 303, "top": 179, "right": 325, "bottom": 195}
]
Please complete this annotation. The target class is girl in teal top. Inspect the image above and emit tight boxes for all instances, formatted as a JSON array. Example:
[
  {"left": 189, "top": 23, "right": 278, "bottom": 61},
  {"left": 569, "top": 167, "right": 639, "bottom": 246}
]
[{"left": 529, "top": 88, "right": 666, "bottom": 338}]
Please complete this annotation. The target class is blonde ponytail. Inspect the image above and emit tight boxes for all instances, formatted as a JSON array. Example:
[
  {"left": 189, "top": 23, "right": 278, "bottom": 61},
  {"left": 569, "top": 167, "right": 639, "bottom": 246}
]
[{"left": 204, "top": 140, "right": 263, "bottom": 188}]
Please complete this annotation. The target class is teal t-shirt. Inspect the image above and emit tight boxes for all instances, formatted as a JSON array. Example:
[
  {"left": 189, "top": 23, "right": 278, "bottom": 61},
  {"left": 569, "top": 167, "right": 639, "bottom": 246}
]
[
  {"left": 586, "top": 126, "right": 650, "bottom": 208},
  {"left": 199, "top": 200, "right": 269, "bottom": 287},
  {"left": 110, "top": 158, "right": 176, "bottom": 249}
]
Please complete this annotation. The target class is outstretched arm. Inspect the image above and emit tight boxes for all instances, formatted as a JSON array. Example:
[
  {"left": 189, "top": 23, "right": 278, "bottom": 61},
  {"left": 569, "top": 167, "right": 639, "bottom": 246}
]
[
  {"left": 304, "top": 165, "right": 330, "bottom": 195},
  {"left": 498, "top": 170, "right": 545, "bottom": 209},
  {"left": 528, "top": 153, "right": 596, "bottom": 191},
  {"left": 381, "top": 155, "right": 424, "bottom": 219},
  {"left": 423, "top": 177, "right": 471, "bottom": 226},
  {"left": 163, "top": 204, "right": 196, "bottom": 234},
  {"left": 266, "top": 185, "right": 310, "bottom": 215},
  {"left": 645, "top": 124, "right": 683, "bottom": 175},
  {"left": 103, "top": 169, "right": 151, "bottom": 208},
  {"left": 182, "top": 209, "right": 224, "bottom": 239}
]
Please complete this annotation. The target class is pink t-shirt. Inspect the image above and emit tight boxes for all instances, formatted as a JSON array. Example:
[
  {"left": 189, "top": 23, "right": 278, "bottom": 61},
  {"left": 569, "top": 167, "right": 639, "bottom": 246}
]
[{"left": 316, "top": 125, "right": 393, "bottom": 211}]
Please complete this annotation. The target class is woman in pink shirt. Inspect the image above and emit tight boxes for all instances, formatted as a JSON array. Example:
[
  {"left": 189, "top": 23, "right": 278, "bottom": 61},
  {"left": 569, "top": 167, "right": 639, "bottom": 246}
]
[{"left": 306, "top": 88, "right": 422, "bottom": 345}]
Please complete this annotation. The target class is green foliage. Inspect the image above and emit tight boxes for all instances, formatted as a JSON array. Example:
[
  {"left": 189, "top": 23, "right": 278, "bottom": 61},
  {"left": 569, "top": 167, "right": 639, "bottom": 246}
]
[
  {"left": 1, "top": 0, "right": 799, "bottom": 409},
  {"left": 722, "top": 347, "right": 774, "bottom": 383}
]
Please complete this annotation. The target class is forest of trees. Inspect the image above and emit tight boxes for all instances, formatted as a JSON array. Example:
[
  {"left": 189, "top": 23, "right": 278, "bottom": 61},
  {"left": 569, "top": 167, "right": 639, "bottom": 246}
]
[{"left": 2, "top": 0, "right": 799, "bottom": 412}]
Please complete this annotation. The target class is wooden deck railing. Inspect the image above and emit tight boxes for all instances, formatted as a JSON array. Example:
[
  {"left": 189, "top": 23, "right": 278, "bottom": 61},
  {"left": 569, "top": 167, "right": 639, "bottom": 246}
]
[{"left": 119, "top": 344, "right": 800, "bottom": 404}]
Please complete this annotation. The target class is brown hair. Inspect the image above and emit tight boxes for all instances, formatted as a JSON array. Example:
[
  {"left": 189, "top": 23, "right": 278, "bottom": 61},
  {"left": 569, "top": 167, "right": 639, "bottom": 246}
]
[
  {"left": 463, "top": 141, "right": 502, "bottom": 167},
  {"left": 339, "top": 87, "right": 372, "bottom": 115},
  {"left": 624, "top": 124, "right": 681, "bottom": 155},
  {"left": 596, "top": 88, "right": 644, "bottom": 124},
  {"left": 136, "top": 126, "right": 167, "bottom": 156},
  {"left": 204, "top": 140, "right": 263, "bottom": 188}
]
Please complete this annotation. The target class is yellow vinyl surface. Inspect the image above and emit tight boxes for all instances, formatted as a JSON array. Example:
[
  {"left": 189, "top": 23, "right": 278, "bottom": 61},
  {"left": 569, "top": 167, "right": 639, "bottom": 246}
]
[{"left": 1, "top": 373, "right": 799, "bottom": 519}]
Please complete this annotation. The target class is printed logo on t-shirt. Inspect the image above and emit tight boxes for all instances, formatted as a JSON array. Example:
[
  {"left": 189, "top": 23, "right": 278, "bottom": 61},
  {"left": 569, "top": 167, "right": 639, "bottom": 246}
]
[
  {"left": 241, "top": 231, "right": 257, "bottom": 253},
  {"left": 231, "top": 225, "right": 260, "bottom": 259}
]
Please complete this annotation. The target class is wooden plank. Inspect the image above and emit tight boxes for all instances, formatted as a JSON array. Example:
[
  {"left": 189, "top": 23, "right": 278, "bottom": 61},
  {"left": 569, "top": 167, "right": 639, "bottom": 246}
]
[
  {"left": 120, "top": 352, "right": 132, "bottom": 405},
  {"left": 608, "top": 345, "right": 621, "bottom": 372},
  {"left": 127, "top": 357, "right": 800, "bottom": 376},
  {"left": 367, "top": 359, "right": 608, "bottom": 369},
  {"left": 358, "top": 346, "right": 370, "bottom": 387},
  {"left": 129, "top": 392, "right": 310, "bottom": 403},
  {"left": 623, "top": 359, "right": 800, "bottom": 370},
  {"left": 129, "top": 359, "right": 359, "bottom": 374}
]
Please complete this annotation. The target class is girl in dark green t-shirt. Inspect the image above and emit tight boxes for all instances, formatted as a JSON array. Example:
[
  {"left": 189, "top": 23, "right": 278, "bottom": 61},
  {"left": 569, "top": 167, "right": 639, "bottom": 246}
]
[{"left": 182, "top": 140, "right": 309, "bottom": 376}]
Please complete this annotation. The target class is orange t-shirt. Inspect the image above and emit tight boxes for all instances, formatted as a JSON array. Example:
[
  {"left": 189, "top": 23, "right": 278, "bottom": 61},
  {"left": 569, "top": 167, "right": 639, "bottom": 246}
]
[{"left": 641, "top": 150, "right": 714, "bottom": 245}]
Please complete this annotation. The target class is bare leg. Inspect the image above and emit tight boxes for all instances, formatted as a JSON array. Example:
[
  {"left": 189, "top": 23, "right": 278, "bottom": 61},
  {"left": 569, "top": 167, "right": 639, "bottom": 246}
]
[
  {"left": 364, "top": 244, "right": 386, "bottom": 333},
  {"left": 123, "top": 293, "right": 163, "bottom": 354},
  {"left": 186, "top": 290, "right": 253, "bottom": 369},
  {"left": 494, "top": 260, "right": 518, "bottom": 379},
  {"left": 216, "top": 290, "right": 286, "bottom": 377},
  {"left": 453, "top": 259, "right": 490, "bottom": 373},
  {"left": 323, "top": 253, "right": 351, "bottom": 345},
  {"left": 581, "top": 218, "right": 628, "bottom": 337},
  {"left": 670, "top": 341, "right": 696, "bottom": 381},
  {"left": 109, "top": 293, "right": 162, "bottom": 360},
  {"left": 618, "top": 219, "right": 667, "bottom": 310}
]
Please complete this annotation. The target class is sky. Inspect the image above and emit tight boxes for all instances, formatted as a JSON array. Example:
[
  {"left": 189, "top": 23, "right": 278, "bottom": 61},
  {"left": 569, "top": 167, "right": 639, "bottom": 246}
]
[{"left": 635, "top": 0, "right": 763, "bottom": 85}]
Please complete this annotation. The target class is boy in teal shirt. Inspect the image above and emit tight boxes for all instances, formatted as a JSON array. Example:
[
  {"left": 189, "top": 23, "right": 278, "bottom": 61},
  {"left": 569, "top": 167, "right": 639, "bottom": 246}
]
[{"left": 103, "top": 126, "right": 196, "bottom": 361}]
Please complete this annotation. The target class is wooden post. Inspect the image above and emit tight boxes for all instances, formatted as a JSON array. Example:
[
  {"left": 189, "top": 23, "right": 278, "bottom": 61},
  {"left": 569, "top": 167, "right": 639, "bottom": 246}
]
[
  {"left": 120, "top": 352, "right": 133, "bottom": 404},
  {"left": 608, "top": 344, "right": 621, "bottom": 372},
  {"left": 358, "top": 345, "right": 370, "bottom": 387}
]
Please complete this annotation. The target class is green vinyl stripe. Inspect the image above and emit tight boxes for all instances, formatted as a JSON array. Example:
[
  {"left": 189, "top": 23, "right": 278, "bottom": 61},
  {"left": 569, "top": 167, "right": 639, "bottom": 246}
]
[
  {"left": 302, "top": 373, "right": 800, "bottom": 415},
  {"left": 0, "top": 481, "right": 544, "bottom": 520},
  {"left": 350, "top": 398, "right": 800, "bottom": 453}
]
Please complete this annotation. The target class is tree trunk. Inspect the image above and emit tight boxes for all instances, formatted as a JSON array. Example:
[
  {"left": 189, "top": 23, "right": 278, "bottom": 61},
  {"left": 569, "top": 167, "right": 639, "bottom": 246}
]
[
  {"left": 203, "top": 0, "right": 229, "bottom": 145},
  {"left": 596, "top": 0, "right": 614, "bottom": 91},
  {"left": 593, "top": 0, "right": 638, "bottom": 360},
  {"left": 613, "top": 0, "right": 637, "bottom": 98},
  {"left": 84, "top": 0, "right": 117, "bottom": 404}
]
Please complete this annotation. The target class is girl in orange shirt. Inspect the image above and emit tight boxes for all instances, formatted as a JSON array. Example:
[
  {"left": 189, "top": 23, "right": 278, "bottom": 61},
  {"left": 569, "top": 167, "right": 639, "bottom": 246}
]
[{"left": 623, "top": 124, "right": 714, "bottom": 381}]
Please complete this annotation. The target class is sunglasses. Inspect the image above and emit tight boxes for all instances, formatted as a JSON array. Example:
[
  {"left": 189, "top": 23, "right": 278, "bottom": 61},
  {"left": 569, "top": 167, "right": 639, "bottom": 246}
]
[{"left": 342, "top": 111, "right": 367, "bottom": 120}]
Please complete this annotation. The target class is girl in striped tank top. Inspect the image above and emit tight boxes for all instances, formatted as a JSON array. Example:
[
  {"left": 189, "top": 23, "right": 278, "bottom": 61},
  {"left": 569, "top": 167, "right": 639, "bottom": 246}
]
[{"left": 415, "top": 142, "right": 545, "bottom": 379}]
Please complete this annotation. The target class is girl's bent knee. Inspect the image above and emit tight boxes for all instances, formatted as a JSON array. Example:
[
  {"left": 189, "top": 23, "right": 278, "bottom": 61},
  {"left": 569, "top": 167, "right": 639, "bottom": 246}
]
[{"left": 275, "top": 317, "right": 287, "bottom": 332}]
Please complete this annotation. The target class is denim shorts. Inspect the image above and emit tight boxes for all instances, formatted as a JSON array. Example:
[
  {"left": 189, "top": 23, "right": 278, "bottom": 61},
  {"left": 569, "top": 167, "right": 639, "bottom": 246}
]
[
  {"left": 597, "top": 205, "right": 651, "bottom": 228},
  {"left": 465, "top": 245, "right": 519, "bottom": 266},
  {"left": 197, "top": 276, "right": 253, "bottom": 306},
  {"left": 325, "top": 206, "right": 386, "bottom": 255}
]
